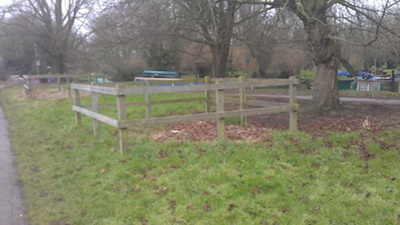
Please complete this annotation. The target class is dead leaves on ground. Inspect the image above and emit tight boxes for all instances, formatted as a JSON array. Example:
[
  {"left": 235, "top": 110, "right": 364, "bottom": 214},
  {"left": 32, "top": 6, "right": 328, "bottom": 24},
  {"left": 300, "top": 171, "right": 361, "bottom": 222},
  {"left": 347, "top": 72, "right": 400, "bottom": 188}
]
[
  {"left": 150, "top": 120, "right": 272, "bottom": 143},
  {"left": 148, "top": 101, "right": 400, "bottom": 143}
]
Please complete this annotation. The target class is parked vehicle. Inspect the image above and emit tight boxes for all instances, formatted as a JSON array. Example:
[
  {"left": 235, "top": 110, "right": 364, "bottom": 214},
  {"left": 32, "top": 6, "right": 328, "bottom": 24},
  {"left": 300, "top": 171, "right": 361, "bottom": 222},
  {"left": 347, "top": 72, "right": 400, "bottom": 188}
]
[{"left": 354, "top": 73, "right": 377, "bottom": 80}]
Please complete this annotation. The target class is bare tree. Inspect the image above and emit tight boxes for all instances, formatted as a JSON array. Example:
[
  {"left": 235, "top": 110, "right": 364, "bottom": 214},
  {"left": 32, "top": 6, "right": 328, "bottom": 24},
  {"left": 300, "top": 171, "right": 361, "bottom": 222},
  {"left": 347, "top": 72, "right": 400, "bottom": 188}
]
[
  {"left": 377, "top": 4, "right": 400, "bottom": 69},
  {"left": 89, "top": 0, "right": 185, "bottom": 79},
  {"left": 236, "top": 6, "right": 308, "bottom": 77},
  {"left": 257, "top": 0, "right": 399, "bottom": 109},
  {"left": 2, "top": 0, "right": 95, "bottom": 74},
  {"left": 89, "top": 2, "right": 143, "bottom": 79},
  {"left": 172, "top": 0, "right": 397, "bottom": 109},
  {"left": 234, "top": 4, "right": 276, "bottom": 77},
  {"left": 136, "top": 0, "right": 182, "bottom": 71},
  {"left": 0, "top": 15, "right": 37, "bottom": 75},
  {"left": 173, "top": 0, "right": 246, "bottom": 78}
]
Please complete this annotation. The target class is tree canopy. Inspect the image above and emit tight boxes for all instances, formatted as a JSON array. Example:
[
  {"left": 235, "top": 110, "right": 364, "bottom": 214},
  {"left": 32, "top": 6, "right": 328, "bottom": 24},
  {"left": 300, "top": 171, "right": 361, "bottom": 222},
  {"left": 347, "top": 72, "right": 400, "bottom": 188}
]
[{"left": 1, "top": 0, "right": 400, "bottom": 109}]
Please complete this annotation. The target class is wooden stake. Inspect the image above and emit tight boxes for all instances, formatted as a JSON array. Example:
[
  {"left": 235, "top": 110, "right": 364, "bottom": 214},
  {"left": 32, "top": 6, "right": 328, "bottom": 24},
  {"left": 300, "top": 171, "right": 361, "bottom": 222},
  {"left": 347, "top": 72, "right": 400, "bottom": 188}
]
[{"left": 116, "top": 84, "right": 128, "bottom": 153}]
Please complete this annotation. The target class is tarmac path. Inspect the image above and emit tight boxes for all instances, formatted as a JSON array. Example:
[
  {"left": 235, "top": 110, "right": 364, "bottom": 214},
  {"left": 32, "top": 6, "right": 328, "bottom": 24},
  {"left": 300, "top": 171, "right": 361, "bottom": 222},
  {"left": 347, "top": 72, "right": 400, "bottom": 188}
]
[{"left": 0, "top": 84, "right": 28, "bottom": 225}]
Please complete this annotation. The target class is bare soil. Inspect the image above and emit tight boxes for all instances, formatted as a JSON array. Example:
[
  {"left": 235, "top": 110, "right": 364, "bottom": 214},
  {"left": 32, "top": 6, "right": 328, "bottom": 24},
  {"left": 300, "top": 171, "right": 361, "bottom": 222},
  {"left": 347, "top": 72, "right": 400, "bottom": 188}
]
[
  {"left": 153, "top": 99, "right": 400, "bottom": 142},
  {"left": 252, "top": 99, "right": 400, "bottom": 133}
]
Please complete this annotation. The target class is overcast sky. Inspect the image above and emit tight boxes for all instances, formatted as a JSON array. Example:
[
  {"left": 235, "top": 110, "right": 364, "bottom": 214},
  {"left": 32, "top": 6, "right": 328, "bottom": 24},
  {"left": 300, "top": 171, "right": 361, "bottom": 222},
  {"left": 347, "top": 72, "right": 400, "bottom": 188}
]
[{"left": 0, "top": 0, "right": 12, "bottom": 6}]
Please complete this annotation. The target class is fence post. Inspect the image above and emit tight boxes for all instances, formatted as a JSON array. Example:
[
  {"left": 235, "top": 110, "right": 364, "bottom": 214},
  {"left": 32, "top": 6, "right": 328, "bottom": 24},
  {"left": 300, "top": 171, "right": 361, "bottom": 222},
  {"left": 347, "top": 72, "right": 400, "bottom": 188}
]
[
  {"left": 57, "top": 74, "right": 61, "bottom": 91},
  {"left": 73, "top": 86, "right": 82, "bottom": 125},
  {"left": 116, "top": 84, "right": 128, "bottom": 153},
  {"left": 239, "top": 76, "right": 247, "bottom": 125},
  {"left": 67, "top": 77, "right": 72, "bottom": 98},
  {"left": 289, "top": 76, "right": 298, "bottom": 132},
  {"left": 204, "top": 76, "right": 211, "bottom": 113},
  {"left": 145, "top": 80, "right": 152, "bottom": 119},
  {"left": 216, "top": 80, "right": 225, "bottom": 141},
  {"left": 91, "top": 82, "right": 100, "bottom": 137},
  {"left": 24, "top": 75, "right": 33, "bottom": 98},
  {"left": 391, "top": 70, "right": 396, "bottom": 92}
]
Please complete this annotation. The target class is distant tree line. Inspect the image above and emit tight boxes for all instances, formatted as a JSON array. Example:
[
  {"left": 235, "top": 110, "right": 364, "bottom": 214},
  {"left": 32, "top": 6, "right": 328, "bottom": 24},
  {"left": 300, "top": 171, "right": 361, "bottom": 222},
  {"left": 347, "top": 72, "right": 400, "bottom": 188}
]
[{"left": 1, "top": 0, "right": 400, "bottom": 109}]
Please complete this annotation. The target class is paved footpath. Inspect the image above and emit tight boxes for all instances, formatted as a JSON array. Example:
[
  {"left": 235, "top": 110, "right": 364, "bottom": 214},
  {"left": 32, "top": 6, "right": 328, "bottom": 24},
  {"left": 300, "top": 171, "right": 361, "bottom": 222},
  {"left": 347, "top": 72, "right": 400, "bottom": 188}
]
[{"left": 0, "top": 84, "right": 28, "bottom": 225}]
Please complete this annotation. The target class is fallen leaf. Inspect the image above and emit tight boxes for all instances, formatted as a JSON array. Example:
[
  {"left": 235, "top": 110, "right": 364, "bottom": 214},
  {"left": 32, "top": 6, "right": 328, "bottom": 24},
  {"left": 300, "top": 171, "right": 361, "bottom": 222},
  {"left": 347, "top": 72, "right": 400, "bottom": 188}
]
[
  {"left": 160, "top": 186, "right": 168, "bottom": 195},
  {"left": 186, "top": 205, "right": 195, "bottom": 210},
  {"left": 141, "top": 217, "right": 148, "bottom": 225},
  {"left": 228, "top": 203, "right": 237, "bottom": 211},
  {"left": 253, "top": 186, "right": 260, "bottom": 196},
  {"left": 169, "top": 200, "right": 177, "bottom": 210},
  {"left": 158, "top": 149, "right": 168, "bottom": 158}
]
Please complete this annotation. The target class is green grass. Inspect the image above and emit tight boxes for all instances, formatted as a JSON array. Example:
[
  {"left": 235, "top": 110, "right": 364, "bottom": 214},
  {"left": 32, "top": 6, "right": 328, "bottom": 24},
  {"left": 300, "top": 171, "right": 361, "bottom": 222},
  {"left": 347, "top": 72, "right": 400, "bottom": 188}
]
[
  {"left": 300, "top": 70, "right": 314, "bottom": 80},
  {"left": 1, "top": 87, "right": 400, "bottom": 225},
  {"left": 80, "top": 91, "right": 206, "bottom": 120}
]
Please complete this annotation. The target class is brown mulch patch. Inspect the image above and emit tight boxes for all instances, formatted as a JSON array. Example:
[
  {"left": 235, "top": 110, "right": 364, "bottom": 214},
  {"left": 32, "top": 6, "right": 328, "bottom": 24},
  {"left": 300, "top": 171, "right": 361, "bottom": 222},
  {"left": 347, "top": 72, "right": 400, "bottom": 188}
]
[
  {"left": 151, "top": 120, "right": 273, "bottom": 143},
  {"left": 252, "top": 101, "right": 400, "bottom": 133},
  {"left": 152, "top": 100, "right": 400, "bottom": 142}
]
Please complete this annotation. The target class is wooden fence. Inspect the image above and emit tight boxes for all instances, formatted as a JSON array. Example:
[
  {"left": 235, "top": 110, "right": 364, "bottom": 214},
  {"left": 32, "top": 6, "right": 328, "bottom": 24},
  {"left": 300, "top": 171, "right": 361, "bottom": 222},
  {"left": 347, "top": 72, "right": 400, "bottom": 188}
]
[
  {"left": 71, "top": 76, "right": 299, "bottom": 153},
  {"left": 22, "top": 74, "right": 107, "bottom": 97}
]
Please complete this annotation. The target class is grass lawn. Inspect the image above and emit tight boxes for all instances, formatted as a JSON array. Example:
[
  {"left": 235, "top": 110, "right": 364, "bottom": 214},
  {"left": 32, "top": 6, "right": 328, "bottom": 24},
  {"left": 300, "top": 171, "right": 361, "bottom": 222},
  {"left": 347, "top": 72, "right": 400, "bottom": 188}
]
[{"left": 1, "top": 87, "right": 400, "bottom": 225}]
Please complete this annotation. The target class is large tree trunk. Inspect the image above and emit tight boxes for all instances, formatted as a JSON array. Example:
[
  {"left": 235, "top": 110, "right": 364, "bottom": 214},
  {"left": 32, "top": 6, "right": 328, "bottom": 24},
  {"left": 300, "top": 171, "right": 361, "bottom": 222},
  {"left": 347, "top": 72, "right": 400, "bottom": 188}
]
[
  {"left": 53, "top": 54, "right": 66, "bottom": 74},
  {"left": 210, "top": 44, "right": 230, "bottom": 78},
  {"left": 312, "top": 58, "right": 340, "bottom": 109},
  {"left": 209, "top": 0, "right": 236, "bottom": 78},
  {"left": 287, "top": 1, "right": 341, "bottom": 110},
  {"left": 303, "top": 17, "right": 340, "bottom": 109}
]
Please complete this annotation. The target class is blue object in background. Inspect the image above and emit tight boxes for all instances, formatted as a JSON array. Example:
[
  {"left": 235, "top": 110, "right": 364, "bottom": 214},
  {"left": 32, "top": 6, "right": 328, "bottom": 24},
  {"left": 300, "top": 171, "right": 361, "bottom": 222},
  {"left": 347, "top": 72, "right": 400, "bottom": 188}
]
[
  {"left": 142, "top": 70, "right": 180, "bottom": 78},
  {"left": 337, "top": 71, "right": 350, "bottom": 76},
  {"left": 95, "top": 78, "right": 112, "bottom": 83}
]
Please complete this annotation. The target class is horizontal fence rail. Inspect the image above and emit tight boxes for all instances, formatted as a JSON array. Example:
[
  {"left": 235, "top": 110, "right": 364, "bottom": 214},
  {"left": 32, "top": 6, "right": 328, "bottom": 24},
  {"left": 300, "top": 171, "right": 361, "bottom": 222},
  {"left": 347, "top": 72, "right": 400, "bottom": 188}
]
[
  {"left": 22, "top": 74, "right": 109, "bottom": 97},
  {"left": 71, "top": 76, "right": 299, "bottom": 153}
]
